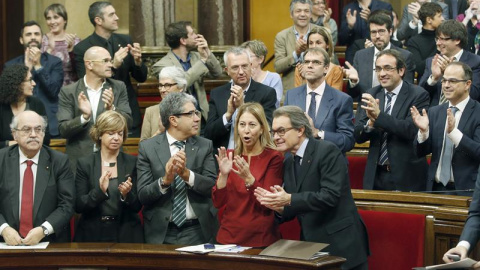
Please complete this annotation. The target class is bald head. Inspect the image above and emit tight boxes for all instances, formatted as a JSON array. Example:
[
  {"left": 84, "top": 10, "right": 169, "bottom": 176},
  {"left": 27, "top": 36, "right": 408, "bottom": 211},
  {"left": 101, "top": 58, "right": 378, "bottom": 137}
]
[
  {"left": 84, "top": 46, "right": 113, "bottom": 79},
  {"left": 84, "top": 46, "right": 110, "bottom": 62}
]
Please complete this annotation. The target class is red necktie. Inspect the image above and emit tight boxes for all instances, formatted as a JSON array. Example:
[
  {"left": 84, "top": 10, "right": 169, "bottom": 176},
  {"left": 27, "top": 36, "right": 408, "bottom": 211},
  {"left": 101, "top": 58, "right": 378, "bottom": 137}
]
[{"left": 19, "top": 160, "right": 34, "bottom": 237}]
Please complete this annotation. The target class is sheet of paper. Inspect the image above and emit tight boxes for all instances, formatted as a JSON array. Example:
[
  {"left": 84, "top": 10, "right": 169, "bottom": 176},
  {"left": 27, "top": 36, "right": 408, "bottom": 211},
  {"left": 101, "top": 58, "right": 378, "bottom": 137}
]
[
  {"left": 175, "top": 244, "right": 236, "bottom": 254},
  {"left": 259, "top": 239, "right": 329, "bottom": 260},
  {"left": 0, "top": 242, "right": 49, "bottom": 249},
  {"left": 214, "top": 245, "right": 252, "bottom": 253},
  {"left": 413, "top": 258, "right": 477, "bottom": 269}
]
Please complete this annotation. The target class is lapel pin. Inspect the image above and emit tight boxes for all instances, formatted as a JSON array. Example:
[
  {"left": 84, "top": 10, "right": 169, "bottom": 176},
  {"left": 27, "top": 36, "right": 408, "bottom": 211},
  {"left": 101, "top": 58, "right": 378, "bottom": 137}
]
[{"left": 46, "top": 166, "right": 49, "bottom": 170}]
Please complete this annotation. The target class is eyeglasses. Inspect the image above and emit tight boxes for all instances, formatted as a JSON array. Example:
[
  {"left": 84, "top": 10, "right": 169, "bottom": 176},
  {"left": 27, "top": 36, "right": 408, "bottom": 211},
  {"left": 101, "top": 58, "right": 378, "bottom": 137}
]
[
  {"left": 303, "top": 60, "right": 324, "bottom": 66},
  {"left": 87, "top": 58, "right": 114, "bottom": 64},
  {"left": 435, "top": 37, "right": 452, "bottom": 43},
  {"left": 13, "top": 126, "right": 45, "bottom": 136},
  {"left": 229, "top": 64, "right": 250, "bottom": 73},
  {"left": 374, "top": 66, "right": 397, "bottom": 73},
  {"left": 370, "top": 29, "right": 388, "bottom": 36},
  {"left": 269, "top": 127, "right": 296, "bottom": 137},
  {"left": 441, "top": 78, "right": 469, "bottom": 84},
  {"left": 173, "top": 110, "right": 201, "bottom": 118},
  {"left": 158, "top": 83, "right": 178, "bottom": 90}
]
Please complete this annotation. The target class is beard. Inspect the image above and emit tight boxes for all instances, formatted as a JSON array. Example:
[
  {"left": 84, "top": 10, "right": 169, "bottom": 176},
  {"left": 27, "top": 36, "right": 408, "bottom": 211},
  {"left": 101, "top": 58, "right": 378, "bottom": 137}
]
[{"left": 24, "top": 40, "right": 40, "bottom": 49}]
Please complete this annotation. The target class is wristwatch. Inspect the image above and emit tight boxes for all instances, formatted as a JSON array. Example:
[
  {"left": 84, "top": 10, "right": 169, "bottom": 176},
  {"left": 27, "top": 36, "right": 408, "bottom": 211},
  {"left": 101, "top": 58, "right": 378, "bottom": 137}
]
[
  {"left": 41, "top": 225, "right": 49, "bottom": 236},
  {"left": 160, "top": 177, "right": 170, "bottom": 189}
]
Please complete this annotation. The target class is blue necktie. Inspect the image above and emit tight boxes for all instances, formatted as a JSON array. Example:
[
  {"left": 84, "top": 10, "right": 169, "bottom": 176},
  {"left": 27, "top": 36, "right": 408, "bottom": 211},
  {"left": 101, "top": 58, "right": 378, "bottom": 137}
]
[
  {"left": 308, "top": 92, "right": 318, "bottom": 122},
  {"left": 439, "top": 106, "right": 459, "bottom": 186},
  {"left": 171, "top": 141, "right": 187, "bottom": 227},
  {"left": 379, "top": 92, "right": 395, "bottom": 165}
]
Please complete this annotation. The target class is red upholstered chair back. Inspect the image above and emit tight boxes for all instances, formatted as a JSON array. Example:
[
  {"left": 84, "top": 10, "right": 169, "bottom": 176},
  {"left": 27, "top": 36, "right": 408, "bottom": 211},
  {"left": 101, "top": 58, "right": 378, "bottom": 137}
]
[
  {"left": 348, "top": 155, "right": 367, "bottom": 189},
  {"left": 358, "top": 210, "right": 425, "bottom": 270}
]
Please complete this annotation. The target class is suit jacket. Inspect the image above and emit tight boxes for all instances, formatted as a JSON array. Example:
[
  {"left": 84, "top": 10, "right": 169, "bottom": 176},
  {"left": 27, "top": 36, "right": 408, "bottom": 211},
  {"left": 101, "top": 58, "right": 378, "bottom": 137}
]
[
  {"left": 74, "top": 152, "right": 143, "bottom": 243},
  {"left": 5, "top": 53, "right": 64, "bottom": 137},
  {"left": 348, "top": 44, "right": 416, "bottom": 99},
  {"left": 0, "top": 96, "right": 50, "bottom": 148},
  {"left": 57, "top": 78, "right": 132, "bottom": 171},
  {"left": 415, "top": 99, "right": 480, "bottom": 191},
  {"left": 354, "top": 81, "right": 430, "bottom": 191},
  {"left": 0, "top": 145, "right": 74, "bottom": 242},
  {"left": 419, "top": 50, "right": 480, "bottom": 106},
  {"left": 280, "top": 139, "right": 369, "bottom": 269},
  {"left": 204, "top": 79, "right": 277, "bottom": 151},
  {"left": 445, "top": 0, "right": 468, "bottom": 19},
  {"left": 345, "top": 38, "right": 403, "bottom": 67},
  {"left": 459, "top": 175, "right": 480, "bottom": 248},
  {"left": 152, "top": 51, "right": 222, "bottom": 120},
  {"left": 73, "top": 32, "right": 147, "bottom": 131},
  {"left": 284, "top": 84, "right": 355, "bottom": 153},
  {"left": 140, "top": 104, "right": 161, "bottom": 142},
  {"left": 136, "top": 133, "right": 218, "bottom": 244},
  {"left": 396, "top": 1, "right": 449, "bottom": 42},
  {"left": 274, "top": 24, "right": 322, "bottom": 92}
]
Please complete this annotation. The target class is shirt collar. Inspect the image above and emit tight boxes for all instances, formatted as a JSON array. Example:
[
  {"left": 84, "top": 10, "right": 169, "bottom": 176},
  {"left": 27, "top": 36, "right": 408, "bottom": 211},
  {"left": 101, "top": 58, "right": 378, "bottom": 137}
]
[
  {"left": 84, "top": 76, "right": 106, "bottom": 92},
  {"left": 19, "top": 147, "right": 40, "bottom": 165},
  {"left": 374, "top": 43, "right": 392, "bottom": 56},
  {"left": 293, "top": 25, "right": 311, "bottom": 41},
  {"left": 453, "top": 49, "right": 464, "bottom": 62},
  {"left": 449, "top": 96, "right": 470, "bottom": 112},
  {"left": 172, "top": 51, "right": 191, "bottom": 63},
  {"left": 295, "top": 138, "right": 309, "bottom": 159},
  {"left": 306, "top": 80, "right": 326, "bottom": 96},
  {"left": 385, "top": 80, "right": 403, "bottom": 96},
  {"left": 165, "top": 131, "right": 186, "bottom": 146}
]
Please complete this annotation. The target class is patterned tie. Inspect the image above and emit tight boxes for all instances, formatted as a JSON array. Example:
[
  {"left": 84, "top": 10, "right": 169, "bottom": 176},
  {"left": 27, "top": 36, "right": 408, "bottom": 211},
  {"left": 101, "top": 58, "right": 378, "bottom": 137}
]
[
  {"left": 308, "top": 92, "right": 318, "bottom": 123},
  {"left": 19, "top": 160, "right": 34, "bottom": 237},
  {"left": 171, "top": 141, "right": 187, "bottom": 227},
  {"left": 439, "top": 107, "right": 459, "bottom": 186},
  {"left": 379, "top": 92, "right": 395, "bottom": 165}
]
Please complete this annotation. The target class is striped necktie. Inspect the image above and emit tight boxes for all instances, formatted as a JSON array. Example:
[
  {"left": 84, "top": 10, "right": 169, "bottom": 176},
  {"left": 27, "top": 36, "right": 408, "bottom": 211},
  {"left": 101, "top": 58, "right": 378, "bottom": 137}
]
[
  {"left": 379, "top": 92, "right": 395, "bottom": 165},
  {"left": 171, "top": 141, "right": 187, "bottom": 227}
]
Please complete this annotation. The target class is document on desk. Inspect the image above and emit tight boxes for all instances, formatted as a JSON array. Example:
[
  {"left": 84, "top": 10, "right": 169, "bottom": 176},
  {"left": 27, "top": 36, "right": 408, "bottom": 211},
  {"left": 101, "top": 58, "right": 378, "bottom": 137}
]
[
  {"left": 413, "top": 258, "right": 477, "bottom": 269},
  {"left": 176, "top": 244, "right": 236, "bottom": 254},
  {"left": 259, "top": 239, "right": 329, "bottom": 260},
  {"left": 0, "top": 242, "right": 49, "bottom": 249}
]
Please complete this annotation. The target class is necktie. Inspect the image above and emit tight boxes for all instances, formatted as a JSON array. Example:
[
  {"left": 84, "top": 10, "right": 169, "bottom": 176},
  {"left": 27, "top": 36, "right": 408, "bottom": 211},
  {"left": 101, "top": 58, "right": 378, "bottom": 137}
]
[
  {"left": 171, "top": 141, "right": 187, "bottom": 227},
  {"left": 372, "top": 52, "right": 380, "bottom": 88},
  {"left": 19, "top": 160, "right": 34, "bottom": 237},
  {"left": 308, "top": 92, "right": 318, "bottom": 122},
  {"left": 439, "top": 106, "right": 459, "bottom": 186},
  {"left": 379, "top": 92, "right": 395, "bottom": 165},
  {"left": 293, "top": 155, "right": 301, "bottom": 184}
]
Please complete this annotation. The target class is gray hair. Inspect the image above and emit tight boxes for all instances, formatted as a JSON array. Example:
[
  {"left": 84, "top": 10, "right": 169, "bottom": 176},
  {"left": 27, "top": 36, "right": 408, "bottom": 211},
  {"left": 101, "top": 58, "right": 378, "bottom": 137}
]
[
  {"left": 273, "top": 106, "right": 313, "bottom": 138},
  {"left": 159, "top": 92, "right": 197, "bottom": 130},
  {"left": 223, "top": 46, "right": 251, "bottom": 67},
  {"left": 159, "top": 66, "right": 187, "bottom": 91},
  {"left": 10, "top": 111, "right": 48, "bottom": 130},
  {"left": 289, "top": 0, "right": 313, "bottom": 14}
]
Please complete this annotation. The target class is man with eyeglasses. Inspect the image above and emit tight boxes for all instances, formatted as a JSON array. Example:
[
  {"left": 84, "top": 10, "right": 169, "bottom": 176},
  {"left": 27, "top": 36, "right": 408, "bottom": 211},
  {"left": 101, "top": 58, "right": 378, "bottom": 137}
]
[
  {"left": 413, "top": 62, "right": 480, "bottom": 194},
  {"left": 284, "top": 47, "right": 354, "bottom": 154},
  {"left": 419, "top": 20, "right": 480, "bottom": 107},
  {"left": 346, "top": 11, "right": 415, "bottom": 99},
  {"left": 152, "top": 21, "right": 222, "bottom": 136},
  {"left": 137, "top": 92, "right": 217, "bottom": 245},
  {"left": 4, "top": 21, "right": 64, "bottom": 138},
  {"left": 57, "top": 46, "right": 132, "bottom": 171},
  {"left": 354, "top": 49, "right": 430, "bottom": 191},
  {"left": 0, "top": 110, "right": 74, "bottom": 246},
  {"left": 255, "top": 105, "right": 369, "bottom": 270},
  {"left": 204, "top": 47, "right": 276, "bottom": 154},
  {"left": 74, "top": 1, "right": 147, "bottom": 137}
]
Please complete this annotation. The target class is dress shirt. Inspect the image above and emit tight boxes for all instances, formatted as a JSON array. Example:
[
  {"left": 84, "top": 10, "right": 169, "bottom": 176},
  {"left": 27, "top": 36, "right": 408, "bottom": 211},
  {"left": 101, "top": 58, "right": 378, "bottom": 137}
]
[
  {"left": 295, "top": 138, "right": 309, "bottom": 165},
  {"left": 307, "top": 81, "right": 326, "bottom": 138},
  {"left": 417, "top": 97, "right": 468, "bottom": 183},
  {"left": 0, "top": 149, "right": 54, "bottom": 236},
  {"left": 158, "top": 131, "right": 197, "bottom": 220},
  {"left": 427, "top": 49, "right": 464, "bottom": 85},
  {"left": 80, "top": 76, "right": 106, "bottom": 123},
  {"left": 364, "top": 81, "right": 403, "bottom": 132}
]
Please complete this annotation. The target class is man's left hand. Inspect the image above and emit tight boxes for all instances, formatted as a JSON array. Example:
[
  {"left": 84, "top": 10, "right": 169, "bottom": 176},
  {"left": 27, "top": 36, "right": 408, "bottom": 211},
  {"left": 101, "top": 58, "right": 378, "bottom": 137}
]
[
  {"left": 128, "top": 43, "right": 142, "bottom": 66},
  {"left": 102, "top": 88, "right": 114, "bottom": 110},
  {"left": 255, "top": 186, "right": 291, "bottom": 209},
  {"left": 446, "top": 107, "right": 456, "bottom": 134},
  {"left": 196, "top": 34, "right": 211, "bottom": 61},
  {"left": 22, "top": 227, "right": 44, "bottom": 246},
  {"left": 360, "top": 93, "right": 380, "bottom": 120}
]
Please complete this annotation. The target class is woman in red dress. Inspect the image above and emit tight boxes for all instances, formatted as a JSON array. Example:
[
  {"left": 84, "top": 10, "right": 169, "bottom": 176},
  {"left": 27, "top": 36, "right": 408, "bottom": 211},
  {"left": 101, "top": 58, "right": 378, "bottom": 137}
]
[{"left": 212, "top": 103, "right": 283, "bottom": 247}]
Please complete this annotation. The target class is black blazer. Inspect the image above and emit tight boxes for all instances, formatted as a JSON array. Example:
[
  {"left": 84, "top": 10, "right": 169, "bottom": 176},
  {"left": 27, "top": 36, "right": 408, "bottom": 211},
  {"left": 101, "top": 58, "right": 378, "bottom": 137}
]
[
  {"left": 0, "top": 145, "right": 74, "bottom": 242},
  {"left": 0, "top": 96, "right": 50, "bottom": 148},
  {"left": 355, "top": 81, "right": 430, "bottom": 191},
  {"left": 415, "top": 99, "right": 480, "bottom": 192},
  {"left": 204, "top": 79, "right": 277, "bottom": 152},
  {"left": 280, "top": 139, "right": 369, "bottom": 270},
  {"left": 74, "top": 152, "right": 143, "bottom": 243}
]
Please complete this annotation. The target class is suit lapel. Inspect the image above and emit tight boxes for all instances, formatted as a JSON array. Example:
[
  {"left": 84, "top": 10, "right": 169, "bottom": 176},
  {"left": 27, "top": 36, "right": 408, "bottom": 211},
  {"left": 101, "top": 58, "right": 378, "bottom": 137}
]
[
  {"left": 7, "top": 148, "right": 20, "bottom": 224},
  {"left": 93, "top": 152, "right": 102, "bottom": 188},
  {"left": 315, "top": 86, "right": 333, "bottom": 128},
  {"left": 436, "top": 104, "right": 449, "bottom": 150},
  {"left": 458, "top": 99, "right": 475, "bottom": 132},
  {"left": 245, "top": 80, "right": 258, "bottom": 102},
  {"left": 296, "top": 86, "right": 308, "bottom": 111},
  {"left": 154, "top": 134, "right": 172, "bottom": 169},
  {"left": 296, "top": 140, "right": 314, "bottom": 192},
  {"left": 185, "top": 137, "right": 198, "bottom": 169},
  {"left": 33, "top": 148, "right": 51, "bottom": 221},
  {"left": 375, "top": 88, "right": 386, "bottom": 113},
  {"left": 390, "top": 82, "right": 408, "bottom": 118},
  {"left": 365, "top": 48, "right": 375, "bottom": 88}
]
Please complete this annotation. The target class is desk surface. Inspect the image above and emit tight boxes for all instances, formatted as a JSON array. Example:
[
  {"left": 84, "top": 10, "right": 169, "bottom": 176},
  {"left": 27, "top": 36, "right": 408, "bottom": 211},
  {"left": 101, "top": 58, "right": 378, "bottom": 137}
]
[{"left": 0, "top": 243, "right": 345, "bottom": 270}]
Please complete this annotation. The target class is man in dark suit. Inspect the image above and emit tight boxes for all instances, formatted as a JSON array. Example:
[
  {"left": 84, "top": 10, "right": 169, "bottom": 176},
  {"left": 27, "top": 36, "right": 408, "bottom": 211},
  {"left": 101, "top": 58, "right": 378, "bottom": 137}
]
[
  {"left": 413, "top": 62, "right": 480, "bottom": 194},
  {"left": 255, "top": 106, "right": 369, "bottom": 270},
  {"left": 419, "top": 20, "right": 480, "bottom": 107},
  {"left": 347, "top": 11, "right": 416, "bottom": 99},
  {"left": 73, "top": 1, "right": 147, "bottom": 137},
  {"left": 58, "top": 46, "right": 132, "bottom": 171},
  {"left": 0, "top": 111, "right": 74, "bottom": 245},
  {"left": 354, "top": 49, "right": 430, "bottom": 191},
  {"left": 444, "top": 0, "right": 468, "bottom": 20},
  {"left": 284, "top": 47, "right": 354, "bottom": 153},
  {"left": 204, "top": 47, "right": 277, "bottom": 152},
  {"left": 137, "top": 92, "right": 217, "bottom": 245},
  {"left": 4, "top": 21, "right": 64, "bottom": 138}
]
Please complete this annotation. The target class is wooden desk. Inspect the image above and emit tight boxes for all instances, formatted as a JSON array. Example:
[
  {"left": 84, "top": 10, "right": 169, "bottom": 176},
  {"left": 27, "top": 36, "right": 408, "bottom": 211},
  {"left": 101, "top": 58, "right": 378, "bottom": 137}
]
[{"left": 0, "top": 243, "right": 345, "bottom": 270}]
